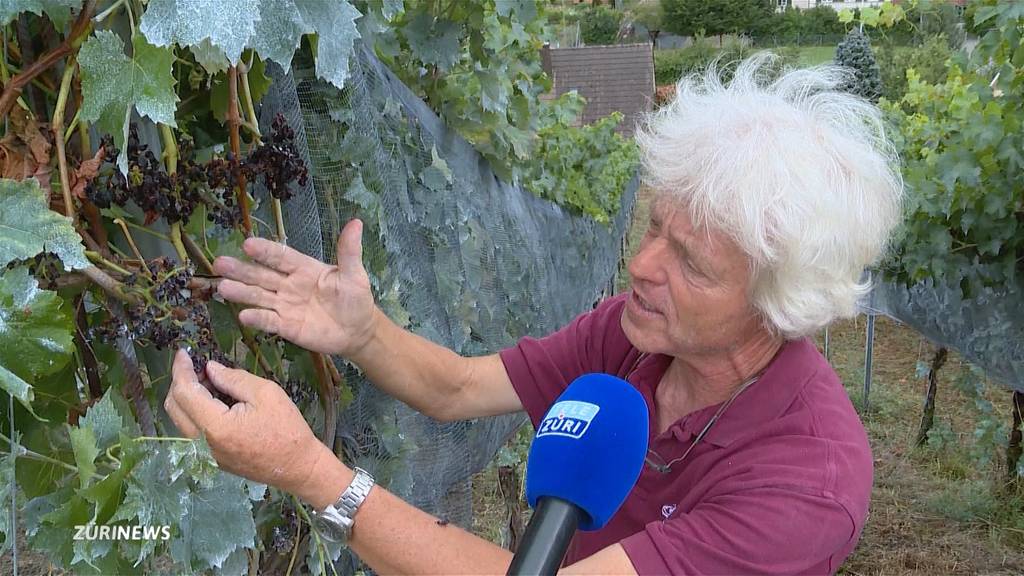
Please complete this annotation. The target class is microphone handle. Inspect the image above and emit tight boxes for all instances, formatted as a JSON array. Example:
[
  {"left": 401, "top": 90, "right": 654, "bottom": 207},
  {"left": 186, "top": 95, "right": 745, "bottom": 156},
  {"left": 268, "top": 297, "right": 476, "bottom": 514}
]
[{"left": 506, "top": 496, "right": 584, "bottom": 576}]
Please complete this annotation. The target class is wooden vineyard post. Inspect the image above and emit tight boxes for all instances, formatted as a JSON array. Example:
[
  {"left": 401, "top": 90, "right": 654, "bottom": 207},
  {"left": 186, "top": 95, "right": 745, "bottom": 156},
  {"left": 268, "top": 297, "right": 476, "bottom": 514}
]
[
  {"left": 1008, "top": 390, "right": 1022, "bottom": 485},
  {"left": 914, "top": 346, "right": 948, "bottom": 447}
]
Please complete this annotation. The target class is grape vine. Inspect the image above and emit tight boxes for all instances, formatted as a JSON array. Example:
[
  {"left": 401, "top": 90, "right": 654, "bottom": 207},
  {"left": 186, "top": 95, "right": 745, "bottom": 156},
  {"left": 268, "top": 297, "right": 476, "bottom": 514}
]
[{"left": 0, "top": 1, "right": 641, "bottom": 574}]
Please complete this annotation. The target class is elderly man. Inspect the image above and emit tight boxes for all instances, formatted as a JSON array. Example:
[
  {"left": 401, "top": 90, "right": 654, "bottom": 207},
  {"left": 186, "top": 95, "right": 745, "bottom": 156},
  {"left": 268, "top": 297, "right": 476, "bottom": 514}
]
[{"left": 166, "top": 54, "right": 903, "bottom": 574}]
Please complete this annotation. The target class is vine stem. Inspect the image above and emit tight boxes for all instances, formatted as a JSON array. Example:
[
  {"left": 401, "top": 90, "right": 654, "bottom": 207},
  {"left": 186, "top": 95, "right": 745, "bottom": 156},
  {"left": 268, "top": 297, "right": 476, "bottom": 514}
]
[
  {"left": 80, "top": 265, "right": 134, "bottom": 304},
  {"left": 113, "top": 218, "right": 149, "bottom": 272},
  {"left": 160, "top": 123, "right": 190, "bottom": 264},
  {"left": 227, "top": 65, "right": 252, "bottom": 236},
  {"left": 310, "top": 352, "right": 337, "bottom": 452},
  {"left": 0, "top": 1, "right": 96, "bottom": 119},
  {"left": 53, "top": 56, "right": 78, "bottom": 223},
  {"left": 0, "top": 432, "right": 78, "bottom": 473},
  {"left": 286, "top": 521, "right": 303, "bottom": 575},
  {"left": 85, "top": 250, "right": 130, "bottom": 275}
]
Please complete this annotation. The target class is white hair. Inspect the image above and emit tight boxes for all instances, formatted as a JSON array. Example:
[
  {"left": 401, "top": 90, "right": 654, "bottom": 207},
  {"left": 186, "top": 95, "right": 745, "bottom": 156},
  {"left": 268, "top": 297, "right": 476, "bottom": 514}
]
[{"left": 636, "top": 52, "right": 903, "bottom": 339}]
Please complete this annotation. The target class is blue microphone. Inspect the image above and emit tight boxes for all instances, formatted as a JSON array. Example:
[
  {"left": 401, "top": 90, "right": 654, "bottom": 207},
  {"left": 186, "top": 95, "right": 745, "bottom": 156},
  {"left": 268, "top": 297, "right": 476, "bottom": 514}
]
[{"left": 507, "top": 373, "right": 649, "bottom": 575}]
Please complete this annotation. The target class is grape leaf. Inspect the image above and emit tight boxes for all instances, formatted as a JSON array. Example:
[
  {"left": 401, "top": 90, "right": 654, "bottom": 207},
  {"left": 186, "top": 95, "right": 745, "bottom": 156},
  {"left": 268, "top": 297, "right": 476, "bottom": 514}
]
[
  {"left": 190, "top": 38, "right": 230, "bottom": 75},
  {"left": 78, "top": 388, "right": 127, "bottom": 452},
  {"left": 0, "top": 267, "right": 75, "bottom": 410},
  {"left": 140, "top": 0, "right": 260, "bottom": 66},
  {"left": 112, "top": 445, "right": 190, "bottom": 565},
  {"left": 0, "top": 178, "right": 88, "bottom": 270},
  {"left": 78, "top": 31, "right": 178, "bottom": 174},
  {"left": 402, "top": 11, "right": 461, "bottom": 72},
  {"left": 81, "top": 436, "right": 144, "bottom": 525},
  {"left": 172, "top": 471, "right": 256, "bottom": 570},
  {"left": 249, "top": 0, "right": 308, "bottom": 71},
  {"left": 419, "top": 146, "right": 452, "bottom": 192},
  {"left": 0, "top": 0, "right": 79, "bottom": 28},
  {"left": 168, "top": 434, "right": 219, "bottom": 484},
  {"left": 68, "top": 424, "right": 100, "bottom": 488},
  {"left": 294, "top": 0, "right": 363, "bottom": 89},
  {"left": 141, "top": 0, "right": 361, "bottom": 89}
]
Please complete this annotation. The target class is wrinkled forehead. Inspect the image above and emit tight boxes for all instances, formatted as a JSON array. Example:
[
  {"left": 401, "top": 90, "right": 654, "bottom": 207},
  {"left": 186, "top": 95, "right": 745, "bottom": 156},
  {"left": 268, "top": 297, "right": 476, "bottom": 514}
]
[{"left": 650, "top": 192, "right": 731, "bottom": 254}]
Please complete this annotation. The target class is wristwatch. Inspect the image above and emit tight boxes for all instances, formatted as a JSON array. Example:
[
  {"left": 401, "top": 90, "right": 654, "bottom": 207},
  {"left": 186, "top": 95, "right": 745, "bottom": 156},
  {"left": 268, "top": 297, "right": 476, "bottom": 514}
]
[{"left": 310, "top": 467, "right": 375, "bottom": 543}]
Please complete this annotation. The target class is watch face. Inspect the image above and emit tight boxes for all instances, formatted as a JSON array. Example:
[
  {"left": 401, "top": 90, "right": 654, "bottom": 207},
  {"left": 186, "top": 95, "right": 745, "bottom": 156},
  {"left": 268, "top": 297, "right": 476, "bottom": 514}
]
[{"left": 314, "top": 510, "right": 351, "bottom": 543}]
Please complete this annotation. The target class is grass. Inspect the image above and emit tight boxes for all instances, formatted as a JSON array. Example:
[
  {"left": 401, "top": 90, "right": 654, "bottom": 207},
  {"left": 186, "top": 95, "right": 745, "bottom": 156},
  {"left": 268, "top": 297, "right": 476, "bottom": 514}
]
[
  {"left": 792, "top": 44, "right": 837, "bottom": 66},
  {"left": 472, "top": 185, "right": 1024, "bottom": 574}
]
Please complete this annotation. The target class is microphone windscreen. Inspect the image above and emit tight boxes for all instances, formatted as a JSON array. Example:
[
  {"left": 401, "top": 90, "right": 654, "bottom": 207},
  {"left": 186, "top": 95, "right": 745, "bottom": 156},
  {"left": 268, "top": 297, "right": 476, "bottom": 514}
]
[{"left": 524, "top": 373, "right": 649, "bottom": 531}]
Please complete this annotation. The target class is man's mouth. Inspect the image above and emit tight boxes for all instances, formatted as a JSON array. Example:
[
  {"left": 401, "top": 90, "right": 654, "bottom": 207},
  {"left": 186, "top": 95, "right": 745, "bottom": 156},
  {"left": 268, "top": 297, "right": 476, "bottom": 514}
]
[{"left": 630, "top": 290, "right": 661, "bottom": 316}]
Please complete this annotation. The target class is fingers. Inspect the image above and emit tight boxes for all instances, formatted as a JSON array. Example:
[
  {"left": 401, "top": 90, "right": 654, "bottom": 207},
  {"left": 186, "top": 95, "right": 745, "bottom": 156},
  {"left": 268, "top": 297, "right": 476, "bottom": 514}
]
[
  {"left": 218, "top": 279, "right": 277, "bottom": 309},
  {"left": 237, "top": 308, "right": 282, "bottom": 334},
  {"left": 242, "top": 237, "right": 319, "bottom": 275},
  {"left": 213, "top": 256, "right": 285, "bottom": 292},
  {"left": 169, "top": 349, "right": 230, "bottom": 431},
  {"left": 205, "top": 361, "right": 262, "bottom": 403},
  {"left": 336, "top": 219, "right": 364, "bottom": 276},
  {"left": 163, "top": 395, "right": 199, "bottom": 438}
]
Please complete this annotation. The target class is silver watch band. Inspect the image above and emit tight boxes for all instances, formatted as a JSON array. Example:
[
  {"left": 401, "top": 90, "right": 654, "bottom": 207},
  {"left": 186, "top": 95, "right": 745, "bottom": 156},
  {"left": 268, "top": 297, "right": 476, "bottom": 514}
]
[
  {"left": 312, "top": 467, "right": 375, "bottom": 543},
  {"left": 335, "top": 466, "right": 374, "bottom": 518}
]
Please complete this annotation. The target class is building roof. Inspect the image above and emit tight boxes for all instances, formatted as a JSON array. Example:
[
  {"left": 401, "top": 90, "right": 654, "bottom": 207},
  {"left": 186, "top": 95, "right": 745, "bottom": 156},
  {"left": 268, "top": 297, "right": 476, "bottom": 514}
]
[{"left": 542, "top": 43, "right": 654, "bottom": 136}]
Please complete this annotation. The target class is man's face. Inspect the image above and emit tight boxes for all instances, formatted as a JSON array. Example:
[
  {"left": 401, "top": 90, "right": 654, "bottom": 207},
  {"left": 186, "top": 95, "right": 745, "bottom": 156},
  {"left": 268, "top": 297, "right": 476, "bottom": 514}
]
[{"left": 621, "top": 195, "right": 764, "bottom": 358}]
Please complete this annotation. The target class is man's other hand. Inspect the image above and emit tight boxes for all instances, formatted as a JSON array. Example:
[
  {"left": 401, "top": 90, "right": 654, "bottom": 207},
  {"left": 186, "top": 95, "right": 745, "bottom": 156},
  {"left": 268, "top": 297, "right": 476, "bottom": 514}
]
[{"left": 213, "top": 219, "right": 378, "bottom": 358}]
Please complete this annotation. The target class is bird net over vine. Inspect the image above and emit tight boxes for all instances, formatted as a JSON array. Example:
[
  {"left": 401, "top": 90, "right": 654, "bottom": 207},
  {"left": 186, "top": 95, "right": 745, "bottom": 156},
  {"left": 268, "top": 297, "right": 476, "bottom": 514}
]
[{"left": 254, "top": 41, "right": 638, "bottom": 565}]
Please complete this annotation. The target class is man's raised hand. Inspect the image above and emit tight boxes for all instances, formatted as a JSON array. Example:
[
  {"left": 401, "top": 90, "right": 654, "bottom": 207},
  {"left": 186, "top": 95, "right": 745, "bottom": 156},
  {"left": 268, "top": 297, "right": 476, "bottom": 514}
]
[{"left": 213, "top": 219, "right": 378, "bottom": 358}]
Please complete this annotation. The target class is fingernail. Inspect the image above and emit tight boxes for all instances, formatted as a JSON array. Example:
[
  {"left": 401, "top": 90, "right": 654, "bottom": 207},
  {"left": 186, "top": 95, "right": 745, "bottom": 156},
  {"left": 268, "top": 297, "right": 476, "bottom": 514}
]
[{"left": 208, "top": 361, "right": 223, "bottom": 371}]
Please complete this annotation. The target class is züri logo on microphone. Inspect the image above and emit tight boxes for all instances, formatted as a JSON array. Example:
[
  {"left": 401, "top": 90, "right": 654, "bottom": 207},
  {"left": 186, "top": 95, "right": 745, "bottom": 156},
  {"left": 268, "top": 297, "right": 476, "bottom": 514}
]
[{"left": 537, "top": 400, "right": 600, "bottom": 439}]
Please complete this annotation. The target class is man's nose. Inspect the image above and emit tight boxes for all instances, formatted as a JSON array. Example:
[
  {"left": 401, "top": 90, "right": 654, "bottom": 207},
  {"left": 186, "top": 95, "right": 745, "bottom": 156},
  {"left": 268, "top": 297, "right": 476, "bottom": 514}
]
[{"left": 627, "top": 237, "right": 668, "bottom": 286}]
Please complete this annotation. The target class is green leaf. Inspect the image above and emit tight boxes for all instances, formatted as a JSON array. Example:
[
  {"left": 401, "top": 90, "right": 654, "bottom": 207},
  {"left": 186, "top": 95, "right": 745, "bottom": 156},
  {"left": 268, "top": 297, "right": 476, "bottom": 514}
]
[
  {"left": 112, "top": 445, "right": 190, "bottom": 565},
  {"left": 168, "top": 434, "right": 219, "bottom": 484},
  {"left": 0, "top": 0, "right": 79, "bottom": 28},
  {"left": 0, "top": 178, "right": 88, "bottom": 270},
  {"left": 190, "top": 38, "right": 230, "bottom": 75},
  {"left": 140, "top": 0, "right": 260, "bottom": 65},
  {"left": 419, "top": 146, "right": 452, "bottom": 192},
  {"left": 403, "top": 11, "right": 461, "bottom": 72},
  {"left": 172, "top": 471, "right": 256, "bottom": 570},
  {"left": 838, "top": 9, "right": 854, "bottom": 24},
  {"left": 141, "top": 0, "right": 360, "bottom": 89},
  {"left": 344, "top": 173, "right": 379, "bottom": 212},
  {"left": 78, "top": 32, "right": 178, "bottom": 174},
  {"left": 859, "top": 7, "right": 880, "bottom": 28},
  {"left": 68, "top": 424, "right": 100, "bottom": 488},
  {"left": 0, "top": 267, "right": 75, "bottom": 410},
  {"left": 294, "top": 0, "right": 363, "bottom": 89},
  {"left": 249, "top": 0, "right": 309, "bottom": 71},
  {"left": 81, "top": 436, "right": 143, "bottom": 524},
  {"left": 78, "top": 389, "right": 127, "bottom": 452}
]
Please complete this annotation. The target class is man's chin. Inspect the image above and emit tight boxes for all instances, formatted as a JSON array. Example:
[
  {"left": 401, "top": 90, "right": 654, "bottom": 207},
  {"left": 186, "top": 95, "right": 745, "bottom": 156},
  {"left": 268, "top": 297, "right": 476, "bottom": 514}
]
[{"left": 620, "top": 313, "right": 660, "bottom": 355}]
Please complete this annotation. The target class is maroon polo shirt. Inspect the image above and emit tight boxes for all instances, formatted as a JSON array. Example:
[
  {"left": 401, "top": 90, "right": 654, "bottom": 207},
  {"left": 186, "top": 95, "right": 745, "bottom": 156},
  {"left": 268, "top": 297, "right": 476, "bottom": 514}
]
[{"left": 499, "top": 293, "right": 873, "bottom": 575}]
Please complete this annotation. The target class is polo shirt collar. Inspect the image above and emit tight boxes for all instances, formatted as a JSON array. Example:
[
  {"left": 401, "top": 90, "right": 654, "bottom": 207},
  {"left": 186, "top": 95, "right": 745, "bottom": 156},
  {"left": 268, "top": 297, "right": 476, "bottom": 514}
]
[{"left": 666, "top": 338, "right": 820, "bottom": 448}]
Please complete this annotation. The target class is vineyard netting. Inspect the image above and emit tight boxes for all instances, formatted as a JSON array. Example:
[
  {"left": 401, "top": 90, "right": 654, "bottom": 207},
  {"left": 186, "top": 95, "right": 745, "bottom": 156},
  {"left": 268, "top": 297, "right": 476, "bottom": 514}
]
[
  {"left": 252, "top": 41, "right": 637, "bottom": 570},
  {"left": 869, "top": 278, "right": 1024, "bottom": 393}
]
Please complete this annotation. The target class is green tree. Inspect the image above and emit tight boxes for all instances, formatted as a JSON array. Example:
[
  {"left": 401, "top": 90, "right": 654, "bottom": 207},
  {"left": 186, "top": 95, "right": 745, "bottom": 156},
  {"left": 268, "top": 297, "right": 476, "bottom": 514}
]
[
  {"left": 875, "top": 34, "right": 951, "bottom": 101},
  {"left": 663, "top": 0, "right": 770, "bottom": 42},
  {"left": 628, "top": 0, "right": 664, "bottom": 42},
  {"left": 579, "top": 5, "right": 624, "bottom": 45},
  {"left": 834, "top": 29, "right": 883, "bottom": 103}
]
